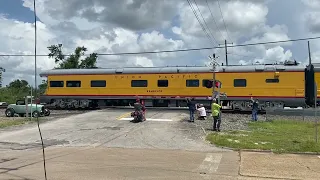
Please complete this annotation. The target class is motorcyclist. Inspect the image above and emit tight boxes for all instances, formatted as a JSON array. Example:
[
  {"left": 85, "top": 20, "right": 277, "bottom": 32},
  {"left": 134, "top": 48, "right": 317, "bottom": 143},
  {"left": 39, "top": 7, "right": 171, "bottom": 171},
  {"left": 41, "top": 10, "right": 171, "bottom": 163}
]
[{"left": 131, "top": 98, "right": 146, "bottom": 122}]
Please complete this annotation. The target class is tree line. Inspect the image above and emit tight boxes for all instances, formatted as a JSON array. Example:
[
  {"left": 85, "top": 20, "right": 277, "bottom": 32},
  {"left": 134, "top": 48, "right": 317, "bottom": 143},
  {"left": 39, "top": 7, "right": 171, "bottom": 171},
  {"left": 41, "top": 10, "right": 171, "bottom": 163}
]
[{"left": 0, "top": 44, "right": 98, "bottom": 103}]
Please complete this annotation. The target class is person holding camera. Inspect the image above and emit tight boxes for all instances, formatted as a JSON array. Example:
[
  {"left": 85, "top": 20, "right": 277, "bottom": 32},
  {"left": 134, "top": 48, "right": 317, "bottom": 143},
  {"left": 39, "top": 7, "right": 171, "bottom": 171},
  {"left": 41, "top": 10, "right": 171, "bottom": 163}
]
[{"left": 211, "top": 98, "right": 222, "bottom": 131}]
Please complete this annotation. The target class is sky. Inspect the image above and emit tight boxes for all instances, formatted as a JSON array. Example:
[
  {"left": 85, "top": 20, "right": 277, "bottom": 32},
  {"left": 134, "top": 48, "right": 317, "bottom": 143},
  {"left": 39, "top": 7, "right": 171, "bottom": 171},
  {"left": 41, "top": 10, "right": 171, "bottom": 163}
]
[{"left": 1, "top": 0, "right": 320, "bottom": 87}]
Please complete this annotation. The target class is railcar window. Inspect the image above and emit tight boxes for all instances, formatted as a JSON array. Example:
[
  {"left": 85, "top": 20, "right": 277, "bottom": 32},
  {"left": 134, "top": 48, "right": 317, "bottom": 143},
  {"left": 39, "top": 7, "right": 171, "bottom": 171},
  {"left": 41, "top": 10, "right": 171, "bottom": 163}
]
[
  {"left": 158, "top": 80, "right": 168, "bottom": 87},
  {"left": 91, "top": 80, "right": 106, "bottom": 87},
  {"left": 234, "top": 79, "right": 246, "bottom": 87},
  {"left": 186, "top": 79, "right": 199, "bottom": 87},
  {"left": 66, "top": 81, "right": 81, "bottom": 87},
  {"left": 266, "top": 79, "right": 279, "bottom": 83},
  {"left": 49, "top": 81, "right": 64, "bottom": 87},
  {"left": 131, "top": 80, "right": 148, "bottom": 87}
]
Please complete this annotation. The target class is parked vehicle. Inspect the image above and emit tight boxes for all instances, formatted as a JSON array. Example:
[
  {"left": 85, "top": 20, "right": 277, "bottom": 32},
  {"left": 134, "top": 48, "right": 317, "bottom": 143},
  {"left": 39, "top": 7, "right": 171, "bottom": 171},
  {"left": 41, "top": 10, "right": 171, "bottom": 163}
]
[{"left": 5, "top": 99, "right": 50, "bottom": 117}]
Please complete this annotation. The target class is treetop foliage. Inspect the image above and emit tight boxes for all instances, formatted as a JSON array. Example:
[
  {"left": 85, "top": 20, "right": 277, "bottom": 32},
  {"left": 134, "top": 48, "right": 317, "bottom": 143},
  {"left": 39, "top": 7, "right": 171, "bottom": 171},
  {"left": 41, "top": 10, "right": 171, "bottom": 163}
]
[{"left": 0, "top": 44, "right": 98, "bottom": 104}]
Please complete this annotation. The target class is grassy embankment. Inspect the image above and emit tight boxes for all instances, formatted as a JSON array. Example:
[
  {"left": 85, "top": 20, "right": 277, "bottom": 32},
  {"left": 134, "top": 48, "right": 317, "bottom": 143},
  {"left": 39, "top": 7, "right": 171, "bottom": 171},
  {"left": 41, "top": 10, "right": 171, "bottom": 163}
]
[
  {"left": 206, "top": 120, "right": 320, "bottom": 153},
  {"left": 0, "top": 117, "right": 43, "bottom": 129}
]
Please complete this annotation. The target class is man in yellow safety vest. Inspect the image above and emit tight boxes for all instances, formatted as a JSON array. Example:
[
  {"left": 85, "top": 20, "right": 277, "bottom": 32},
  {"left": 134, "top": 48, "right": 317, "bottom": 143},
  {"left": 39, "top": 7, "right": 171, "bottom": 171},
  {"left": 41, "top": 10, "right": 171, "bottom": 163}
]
[{"left": 211, "top": 98, "right": 222, "bottom": 132}]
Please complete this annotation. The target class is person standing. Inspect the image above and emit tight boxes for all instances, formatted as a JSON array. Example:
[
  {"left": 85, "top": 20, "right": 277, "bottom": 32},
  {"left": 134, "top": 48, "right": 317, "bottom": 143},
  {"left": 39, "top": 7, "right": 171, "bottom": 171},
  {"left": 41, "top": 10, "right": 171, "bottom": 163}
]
[
  {"left": 251, "top": 97, "right": 259, "bottom": 121},
  {"left": 211, "top": 99, "right": 222, "bottom": 131},
  {"left": 186, "top": 98, "right": 196, "bottom": 122}
]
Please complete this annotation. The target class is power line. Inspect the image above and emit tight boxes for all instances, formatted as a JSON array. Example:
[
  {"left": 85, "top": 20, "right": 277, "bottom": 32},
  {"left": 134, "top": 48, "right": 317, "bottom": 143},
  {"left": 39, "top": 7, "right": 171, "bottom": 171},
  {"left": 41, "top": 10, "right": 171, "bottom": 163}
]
[
  {"left": 186, "top": 0, "right": 215, "bottom": 45},
  {"left": 205, "top": 0, "right": 224, "bottom": 41},
  {"left": 193, "top": 0, "right": 218, "bottom": 45},
  {"left": 0, "top": 36, "right": 320, "bottom": 57},
  {"left": 216, "top": 0, "right": 232, "bottom": 42}
]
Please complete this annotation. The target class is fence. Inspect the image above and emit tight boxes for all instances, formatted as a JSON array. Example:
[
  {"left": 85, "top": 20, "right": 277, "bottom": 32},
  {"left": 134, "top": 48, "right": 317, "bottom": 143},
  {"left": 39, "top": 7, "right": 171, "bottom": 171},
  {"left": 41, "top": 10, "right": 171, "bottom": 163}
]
[{"left": 265, "top": 108, "right": 319, "bottom": 122}]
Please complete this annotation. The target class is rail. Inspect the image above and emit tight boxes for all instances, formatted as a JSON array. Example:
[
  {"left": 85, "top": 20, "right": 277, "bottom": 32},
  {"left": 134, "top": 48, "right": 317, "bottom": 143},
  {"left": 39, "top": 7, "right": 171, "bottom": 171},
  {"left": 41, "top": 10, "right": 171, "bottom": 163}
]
[{"left": 0, "top": 104, "right": 265, "bottom": 114}]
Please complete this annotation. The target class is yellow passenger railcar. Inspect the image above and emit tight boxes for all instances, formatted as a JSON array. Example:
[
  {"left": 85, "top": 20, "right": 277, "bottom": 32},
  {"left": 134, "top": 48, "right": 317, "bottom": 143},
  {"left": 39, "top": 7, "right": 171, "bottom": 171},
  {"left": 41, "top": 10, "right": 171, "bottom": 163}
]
[{"left": 39, "top": 64, "right": 306, "bottom": 111}]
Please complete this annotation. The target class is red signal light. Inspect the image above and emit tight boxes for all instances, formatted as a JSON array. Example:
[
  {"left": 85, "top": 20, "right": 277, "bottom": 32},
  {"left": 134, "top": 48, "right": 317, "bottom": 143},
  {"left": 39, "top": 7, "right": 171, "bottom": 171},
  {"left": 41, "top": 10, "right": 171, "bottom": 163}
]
[
  {"left": 215, "top": 81, "right": 219, "bottom": 88},
  {"left": 205, "top": 80, "right": 222, "bottom": 89}
]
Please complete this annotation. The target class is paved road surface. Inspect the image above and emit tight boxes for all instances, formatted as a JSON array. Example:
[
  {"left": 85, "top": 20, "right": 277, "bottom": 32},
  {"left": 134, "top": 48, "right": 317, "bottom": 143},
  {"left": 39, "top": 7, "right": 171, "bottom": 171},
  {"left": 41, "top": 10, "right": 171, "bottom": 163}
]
[
  {"left": 0, "top": 147, "right": 240, "bottom": 180},
  {"left": 0, "top": 109, "right": 224, "bottom": 152},
  {"left": 1, "top": 147, "right": 319, "bottom": 180},
  {"left": 0, "top": 109, "right": 319, "bottom": 180}
]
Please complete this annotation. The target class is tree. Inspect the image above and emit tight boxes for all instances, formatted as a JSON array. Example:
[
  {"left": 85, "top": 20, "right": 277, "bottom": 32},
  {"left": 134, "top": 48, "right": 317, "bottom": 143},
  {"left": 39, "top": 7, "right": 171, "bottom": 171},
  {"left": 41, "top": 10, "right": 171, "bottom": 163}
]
[
  {"left": 48, "top": 44, "right": 98, "bottom": 69},
  {"left": 0, "top": 79, "right": 31, "bottom": 103},
  {"left": 7, "top": 79, "right": 31, "bottom": 98},
  {"left": 38, "top": 80, "right": 47, "bottom": 95},
  {"left": 0, "top": 79, "right": 48, "bottom": 104}
]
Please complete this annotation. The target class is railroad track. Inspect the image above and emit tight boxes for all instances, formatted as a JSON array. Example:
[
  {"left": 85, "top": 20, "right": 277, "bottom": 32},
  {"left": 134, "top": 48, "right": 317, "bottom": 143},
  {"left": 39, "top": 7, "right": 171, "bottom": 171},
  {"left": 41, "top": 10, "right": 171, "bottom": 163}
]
[
  {"left": 0, "top": 104, "right": 265, "bottom": 114},
  {"left": 37, "top": 105, "right": 268, "bottom": 114}
]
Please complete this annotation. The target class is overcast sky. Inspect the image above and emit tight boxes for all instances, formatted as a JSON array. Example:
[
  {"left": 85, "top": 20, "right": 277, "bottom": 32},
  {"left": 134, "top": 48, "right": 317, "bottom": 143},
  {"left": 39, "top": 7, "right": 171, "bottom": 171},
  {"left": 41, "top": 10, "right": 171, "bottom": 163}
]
[{"left": 1, "top": 0, "right": 320, "bottom": 86}]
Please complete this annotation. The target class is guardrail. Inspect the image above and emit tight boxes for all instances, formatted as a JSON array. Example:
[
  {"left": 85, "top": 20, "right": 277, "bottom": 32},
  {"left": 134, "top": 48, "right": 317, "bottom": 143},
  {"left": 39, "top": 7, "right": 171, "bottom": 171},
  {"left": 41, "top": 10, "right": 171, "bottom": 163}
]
[{"left": 265, "top": 107, "right": 320, "bottom": 121}]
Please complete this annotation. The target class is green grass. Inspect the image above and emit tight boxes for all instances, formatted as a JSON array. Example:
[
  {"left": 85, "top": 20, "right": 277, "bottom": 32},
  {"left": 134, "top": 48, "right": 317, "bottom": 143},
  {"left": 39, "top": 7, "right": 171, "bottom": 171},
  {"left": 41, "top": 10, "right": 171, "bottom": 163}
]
[
  {"left": 0, "top": 117, "right": 43, "bottom": 128},
  {"left": 206, "top": 120, "right": 320, "bottom": 153}
]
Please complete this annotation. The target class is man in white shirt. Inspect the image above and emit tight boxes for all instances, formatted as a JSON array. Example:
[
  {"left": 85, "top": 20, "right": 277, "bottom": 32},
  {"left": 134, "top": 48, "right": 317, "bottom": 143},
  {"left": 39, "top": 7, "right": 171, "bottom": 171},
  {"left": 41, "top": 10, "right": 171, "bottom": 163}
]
[{"left": 196, "top": 104, "right": 206, "bottom": 120}]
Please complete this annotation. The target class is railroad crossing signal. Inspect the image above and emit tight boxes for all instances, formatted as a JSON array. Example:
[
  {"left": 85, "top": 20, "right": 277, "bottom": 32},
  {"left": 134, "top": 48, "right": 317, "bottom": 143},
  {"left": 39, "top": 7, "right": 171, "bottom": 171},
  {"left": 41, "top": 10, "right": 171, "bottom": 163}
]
[{"left": 205, "top": 80, "right": 222, "bottom": 89}]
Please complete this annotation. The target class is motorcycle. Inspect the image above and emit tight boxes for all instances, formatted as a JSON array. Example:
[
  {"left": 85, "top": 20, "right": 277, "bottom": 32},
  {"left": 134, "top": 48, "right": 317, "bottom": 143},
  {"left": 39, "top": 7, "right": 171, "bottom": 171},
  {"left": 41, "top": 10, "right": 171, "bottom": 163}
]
[{"left": 130, "top": 110, "right": 145, "bottom": 123}]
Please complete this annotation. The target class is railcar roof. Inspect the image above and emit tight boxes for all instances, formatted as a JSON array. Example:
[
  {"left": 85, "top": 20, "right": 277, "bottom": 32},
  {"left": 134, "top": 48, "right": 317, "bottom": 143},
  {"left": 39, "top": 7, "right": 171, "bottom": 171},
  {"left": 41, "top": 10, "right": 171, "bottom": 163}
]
[
  {"left": 311, "top": 63, "right": 320, "bottom": 71},
  {"left": 39, "top": 64, "right": 305, "bottom": 76}
]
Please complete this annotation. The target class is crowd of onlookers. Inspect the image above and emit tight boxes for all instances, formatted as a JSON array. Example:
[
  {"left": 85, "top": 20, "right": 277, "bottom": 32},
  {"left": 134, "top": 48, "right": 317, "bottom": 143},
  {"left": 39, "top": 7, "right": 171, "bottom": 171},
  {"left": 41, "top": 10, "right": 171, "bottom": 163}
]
[{"left": 186, "top": 97, "right": 259, "bottom": 132}]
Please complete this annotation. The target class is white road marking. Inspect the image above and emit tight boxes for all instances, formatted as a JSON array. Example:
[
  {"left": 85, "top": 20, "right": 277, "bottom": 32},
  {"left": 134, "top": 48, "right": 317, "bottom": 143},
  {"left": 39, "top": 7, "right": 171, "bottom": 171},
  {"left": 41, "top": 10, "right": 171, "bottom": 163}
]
[
  {"left": 119, "top": 117, "right": 173, "bottom": 122},
  {"left": 318, "top": 156, "right": 320, "bottom": 159},
  {"left": 197, "top": 153, "right": 222, "bottom": 179}
]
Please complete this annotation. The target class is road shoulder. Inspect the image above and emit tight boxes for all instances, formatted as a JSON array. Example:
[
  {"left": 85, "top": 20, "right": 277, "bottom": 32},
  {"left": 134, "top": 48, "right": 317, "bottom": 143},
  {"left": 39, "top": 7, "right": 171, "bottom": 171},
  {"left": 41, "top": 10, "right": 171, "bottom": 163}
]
[{"left": 239, "top": 151, "right": 320, "bottom": 180}]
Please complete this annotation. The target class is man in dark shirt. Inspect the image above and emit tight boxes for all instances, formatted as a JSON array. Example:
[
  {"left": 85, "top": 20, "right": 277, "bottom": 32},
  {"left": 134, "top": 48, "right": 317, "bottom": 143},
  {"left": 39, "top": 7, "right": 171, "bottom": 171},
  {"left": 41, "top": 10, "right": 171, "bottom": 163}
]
[
  {"left": 186, "top": 98, "right": 196, "bottom": 122},
  {"left": 251, "top": 97, "right": 259, "bottom": 121}
]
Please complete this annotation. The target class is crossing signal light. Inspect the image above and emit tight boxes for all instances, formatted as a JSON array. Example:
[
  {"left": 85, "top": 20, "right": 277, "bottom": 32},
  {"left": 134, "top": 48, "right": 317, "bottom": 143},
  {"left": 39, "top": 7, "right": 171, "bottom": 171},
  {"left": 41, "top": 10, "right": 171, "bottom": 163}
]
[
  {"left": 205, "top": 80, "right": 222, "bottom": 89},
  {"left": 205, "top": 80, "right": 213, "bottom": 88},
  {"left": 215, "top": 81, "right": 221, "bottom": 88}
]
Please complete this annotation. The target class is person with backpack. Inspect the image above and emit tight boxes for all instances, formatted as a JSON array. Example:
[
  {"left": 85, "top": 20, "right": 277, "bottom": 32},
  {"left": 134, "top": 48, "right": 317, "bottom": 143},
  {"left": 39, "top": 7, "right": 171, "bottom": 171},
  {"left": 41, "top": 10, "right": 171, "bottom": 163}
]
[{"left": 186, "top": 98, "right": 196, "bottom": 122}]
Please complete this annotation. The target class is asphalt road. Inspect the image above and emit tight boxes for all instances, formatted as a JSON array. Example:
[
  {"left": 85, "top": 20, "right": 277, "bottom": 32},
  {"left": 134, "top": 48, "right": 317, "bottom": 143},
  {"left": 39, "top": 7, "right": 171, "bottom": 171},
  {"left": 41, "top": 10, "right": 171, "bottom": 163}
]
[
  {"left": 0, "top": 109, "right": 238, "bottom": 180},
  {"left": 0, "top": 109, "right": 225, "bottom": 152},
  {"left": 0, "top": 109, "right": 319, "bottom": 180}
]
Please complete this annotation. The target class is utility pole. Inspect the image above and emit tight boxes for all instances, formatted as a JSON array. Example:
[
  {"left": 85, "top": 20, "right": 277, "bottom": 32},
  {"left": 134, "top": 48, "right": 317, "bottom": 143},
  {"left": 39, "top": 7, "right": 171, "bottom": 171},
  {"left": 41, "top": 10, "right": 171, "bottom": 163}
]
[
  {"left": 208, "top": 54, "right": 219, "bottom": 100},
  {"left": 219, "top": 40, "right": 233, "bottom": 66},
  {"left": 0, "top": 67, "right": 5, "bottom": 88},
  {"left": 308, "top": 41, "right": 312, "bottom": 65}
]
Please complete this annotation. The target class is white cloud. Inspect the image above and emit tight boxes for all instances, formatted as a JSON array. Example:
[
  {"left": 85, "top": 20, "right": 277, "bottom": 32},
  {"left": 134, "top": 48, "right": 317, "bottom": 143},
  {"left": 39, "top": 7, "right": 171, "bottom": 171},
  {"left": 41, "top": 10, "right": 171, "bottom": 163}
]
[
  {"left": 0, "top": 16, "right": 57, "bottom": 85},
  {"left": 265, "top": 46, "right": 293, "bottom": 62},
  {"left": 300, "top": 0, "right": 320, "bottom": 63}
]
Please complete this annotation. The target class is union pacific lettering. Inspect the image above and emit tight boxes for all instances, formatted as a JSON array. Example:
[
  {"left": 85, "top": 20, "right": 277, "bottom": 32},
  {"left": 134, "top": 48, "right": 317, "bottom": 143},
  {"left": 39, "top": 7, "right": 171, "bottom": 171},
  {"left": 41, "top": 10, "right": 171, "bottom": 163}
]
[
  {"left": 158, "top": 74, "right": 198, "bottom": 79},
  {"left": 114, "top": 75, "right": 142, "bottom": 79},
  {"left": 113, "top": 74, "right": 199, "bottom": 79}
]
